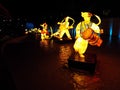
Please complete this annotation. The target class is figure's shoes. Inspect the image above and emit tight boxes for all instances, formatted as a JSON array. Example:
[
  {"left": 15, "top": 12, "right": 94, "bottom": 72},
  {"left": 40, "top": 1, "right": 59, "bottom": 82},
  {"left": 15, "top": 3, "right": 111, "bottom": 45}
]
[
  {"left": 69, "top": 38, "right": 72, "bottom": 40},
  {"left": 80, "top": 54, "right": 85, "bottom": 58},
  {"left": 60, "top": 38, "right": 63, "bottom": 41}
]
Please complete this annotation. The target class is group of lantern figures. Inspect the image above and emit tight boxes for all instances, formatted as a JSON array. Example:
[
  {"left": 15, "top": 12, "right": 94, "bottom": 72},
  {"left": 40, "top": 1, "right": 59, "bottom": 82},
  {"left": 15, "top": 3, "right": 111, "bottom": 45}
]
[{"left": 25, "top": 12, "right": 104, "bottom": 58}]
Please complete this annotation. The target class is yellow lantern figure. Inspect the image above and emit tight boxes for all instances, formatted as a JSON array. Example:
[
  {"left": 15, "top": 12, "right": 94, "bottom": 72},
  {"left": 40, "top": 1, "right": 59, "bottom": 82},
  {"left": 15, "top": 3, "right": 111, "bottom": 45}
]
[
  {"left": 40, "top": 22, "right": 49, "bottom": 40},
  {"left": 53, "top": 16, "right": 75, "bottom": 40},
  {"left": 73, "top": 12, "right": 103, "bottom": 58}
]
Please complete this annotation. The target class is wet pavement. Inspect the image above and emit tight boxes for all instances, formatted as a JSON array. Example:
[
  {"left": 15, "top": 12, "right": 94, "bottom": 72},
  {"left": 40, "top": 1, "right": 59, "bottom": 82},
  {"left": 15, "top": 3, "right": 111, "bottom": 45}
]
[{"left": 1, "top": 35, "right": 120, "bottom": 90}]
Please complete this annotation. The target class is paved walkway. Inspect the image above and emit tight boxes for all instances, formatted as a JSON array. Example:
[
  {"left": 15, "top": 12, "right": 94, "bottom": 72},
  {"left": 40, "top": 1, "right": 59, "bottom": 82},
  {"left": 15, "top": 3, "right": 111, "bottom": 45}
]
[{"left": 1, "top": 35, "right": 120, "bottom": 90}]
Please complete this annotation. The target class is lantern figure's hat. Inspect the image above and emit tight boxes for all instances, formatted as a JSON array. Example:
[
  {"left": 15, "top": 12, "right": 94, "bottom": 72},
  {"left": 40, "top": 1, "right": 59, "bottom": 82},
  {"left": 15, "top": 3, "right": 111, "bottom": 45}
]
[{"left": 81, "top": 12, "right": 93, "bottom": 18}]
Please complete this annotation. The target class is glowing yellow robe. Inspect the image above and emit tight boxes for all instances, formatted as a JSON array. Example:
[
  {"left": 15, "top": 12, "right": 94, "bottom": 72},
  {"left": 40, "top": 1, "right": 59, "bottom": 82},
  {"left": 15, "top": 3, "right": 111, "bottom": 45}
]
[{"left": 73, "top": 22, "right": 100, "bottom": 56}]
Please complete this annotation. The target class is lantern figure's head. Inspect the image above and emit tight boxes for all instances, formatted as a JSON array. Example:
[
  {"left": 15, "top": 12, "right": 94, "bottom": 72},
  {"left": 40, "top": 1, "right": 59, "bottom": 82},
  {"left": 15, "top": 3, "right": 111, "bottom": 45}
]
[{"left": 81, "top": 12, "right": 93, "bottom": 18}]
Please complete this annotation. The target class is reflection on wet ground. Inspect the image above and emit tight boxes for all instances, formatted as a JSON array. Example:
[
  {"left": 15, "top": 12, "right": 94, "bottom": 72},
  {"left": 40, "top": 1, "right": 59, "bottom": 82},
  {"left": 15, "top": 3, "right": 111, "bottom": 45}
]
[
  {"left": 1, "top": 35, "right": 120, "bottom": 90},
  {"left": 39, "top": 39, "right": 103, "bottom": 90}
]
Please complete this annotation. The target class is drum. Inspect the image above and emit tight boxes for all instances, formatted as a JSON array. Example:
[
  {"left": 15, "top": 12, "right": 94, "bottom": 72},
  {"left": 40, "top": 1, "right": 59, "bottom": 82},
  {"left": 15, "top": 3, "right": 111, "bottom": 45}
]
[{"left": 81, "top": 28, "right": 103, "bottom": 47}]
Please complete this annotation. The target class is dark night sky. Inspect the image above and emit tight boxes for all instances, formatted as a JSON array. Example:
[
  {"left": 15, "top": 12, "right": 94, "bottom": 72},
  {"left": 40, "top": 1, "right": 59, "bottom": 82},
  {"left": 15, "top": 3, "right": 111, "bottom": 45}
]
[
  {"left": 0, "top": 0, "right": 118, "bottom": 17},
  {"left": 1, "top": 0, "right": 116, "bottom": 17}
]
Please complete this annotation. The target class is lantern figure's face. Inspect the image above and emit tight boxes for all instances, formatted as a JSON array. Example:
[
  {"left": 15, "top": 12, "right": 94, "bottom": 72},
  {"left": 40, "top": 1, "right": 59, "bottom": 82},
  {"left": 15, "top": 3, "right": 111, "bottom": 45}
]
[{"left": 81, "top": 12, "right": 93, "bottom": 23}]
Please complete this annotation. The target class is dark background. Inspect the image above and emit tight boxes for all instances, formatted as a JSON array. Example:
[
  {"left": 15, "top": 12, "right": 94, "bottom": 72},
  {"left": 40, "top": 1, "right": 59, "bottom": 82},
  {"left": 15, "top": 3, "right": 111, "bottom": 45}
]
[
  {"left": 1, "top": 1, "right": 120, "bottom": 90},
  {"left": 0, "top": 0, "right": 118, "bottom": 18},
  {"left": 0, "top": 0, "right": 120, "bottom": 37}
]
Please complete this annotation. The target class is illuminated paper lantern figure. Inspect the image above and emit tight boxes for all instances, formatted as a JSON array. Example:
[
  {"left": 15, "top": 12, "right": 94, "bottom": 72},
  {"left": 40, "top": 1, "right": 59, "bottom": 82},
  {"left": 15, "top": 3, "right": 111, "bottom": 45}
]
[
  {"left": 52, "top": 16, "right": 75, "bottom": 40},
  {"left": 40, "top": 22, "right": 49, "bottom": 40},
  {"left": 73, "top": 12, "right": 103, "bottom": 58}
]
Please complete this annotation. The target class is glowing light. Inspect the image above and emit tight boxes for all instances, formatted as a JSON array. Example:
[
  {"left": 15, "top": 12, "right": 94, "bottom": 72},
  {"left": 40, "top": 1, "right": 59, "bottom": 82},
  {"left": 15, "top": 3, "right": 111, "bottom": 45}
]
[
  {"left": 118, "top": 29, "right": 120, "bottom": 42},
  {"left": 26, "top": 22, "right": 34, "bottom": 29},
  {"left": 108, "top": 19, "right": 113, "bottom": 44},
  {"left": 109, "top": 22, "right": 113, "bottom": 36}
]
